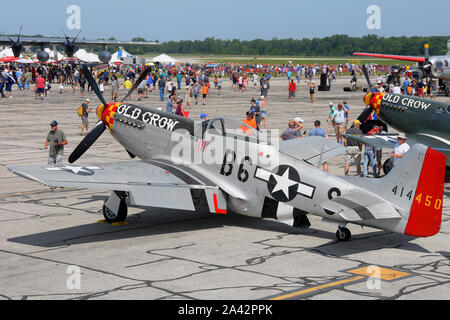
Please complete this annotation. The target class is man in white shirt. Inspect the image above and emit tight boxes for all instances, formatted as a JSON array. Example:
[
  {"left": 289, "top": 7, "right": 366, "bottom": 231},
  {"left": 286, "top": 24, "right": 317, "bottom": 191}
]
[
  {"left": 330, "top": 104, "right": 348, "bottom": 144},
  {"left": 391, "top": 133, "right": 410, "bottom": 167}
]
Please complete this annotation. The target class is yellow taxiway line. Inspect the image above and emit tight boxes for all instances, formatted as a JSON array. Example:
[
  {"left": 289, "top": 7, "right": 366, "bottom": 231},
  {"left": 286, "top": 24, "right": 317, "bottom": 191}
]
[{"left": 268, "top": 265, "right": 412, "bottom": 300}]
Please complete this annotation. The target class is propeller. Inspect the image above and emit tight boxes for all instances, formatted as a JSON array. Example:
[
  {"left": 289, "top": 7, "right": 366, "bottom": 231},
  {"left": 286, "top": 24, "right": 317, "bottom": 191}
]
[
  {"left": 68, "top": 65, "right": 152, "bottom": 163},
  {"left": 120, "top": 67, "right": 152, "bottom": 102},
  {"left": 362, "top": 64, "right": 374, "bottom": 93},
  {"left": 357, "top": 65, "right": 377, "bottom": 124},
  {"left": 3, "top": 26, "right": 23, "bottom": 57},
  {"left": 68, "top": 65, "right": 107, "bottom": 163},
  {"left": 61, "top": 28, "right": 82, "bottom": 57}
]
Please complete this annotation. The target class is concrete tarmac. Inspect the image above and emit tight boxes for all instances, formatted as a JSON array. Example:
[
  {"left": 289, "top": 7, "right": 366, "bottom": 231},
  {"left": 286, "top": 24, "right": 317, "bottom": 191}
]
[{"left": 0, "top": 74, "right": 449, "bottom": 300}]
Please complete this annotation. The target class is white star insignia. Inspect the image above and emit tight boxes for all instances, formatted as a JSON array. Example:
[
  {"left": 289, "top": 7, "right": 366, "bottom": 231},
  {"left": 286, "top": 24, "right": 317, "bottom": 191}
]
[{"left": 271, "top": 168, "right": 298, "bottom": 198}]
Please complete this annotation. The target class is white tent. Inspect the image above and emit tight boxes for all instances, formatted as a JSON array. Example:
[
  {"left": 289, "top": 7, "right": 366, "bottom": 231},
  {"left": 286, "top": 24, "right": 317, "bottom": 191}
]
[
  {"left": 45, "top": 48, "right": 66, "bottom": 61},
  {"left": 152, "top": 54, "right": 178, "bottom": 64},
  {"left": 74, "top": 49, "right": 100, "bottom": 63},
  {"left": 0, "top": 47, "right": 22, "bottom": 58},
  {"left": 111, "top": 49, "right": 134, "bottom": 60}
]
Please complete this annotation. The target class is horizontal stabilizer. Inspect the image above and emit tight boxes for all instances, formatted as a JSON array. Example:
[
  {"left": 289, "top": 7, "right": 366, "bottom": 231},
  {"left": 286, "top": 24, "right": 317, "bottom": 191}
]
[
  {"left": 321, "top": 190, "right": 401, "bottom": 222},
  {"left": 279, "top": 136, "right": 345, "bottom": 166}
]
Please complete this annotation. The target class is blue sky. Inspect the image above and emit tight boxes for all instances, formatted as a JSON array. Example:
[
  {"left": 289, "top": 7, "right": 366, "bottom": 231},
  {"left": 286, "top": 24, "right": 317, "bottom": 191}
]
[{"left": 2, "top": 0, "right": 449, "bottom": 41}]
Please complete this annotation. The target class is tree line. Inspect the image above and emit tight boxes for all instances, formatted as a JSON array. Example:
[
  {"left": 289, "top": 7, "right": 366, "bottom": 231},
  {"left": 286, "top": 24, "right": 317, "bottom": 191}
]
[
  {"left": 12, "top": 34, "right": 450, "bottom": 57},
  {"left": 123, "top": 35, "right": 450, "bottom": 57}
]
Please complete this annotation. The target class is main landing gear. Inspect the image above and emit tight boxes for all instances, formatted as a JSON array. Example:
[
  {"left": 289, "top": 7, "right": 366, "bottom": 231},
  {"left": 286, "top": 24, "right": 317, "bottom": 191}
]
[
  {"left": 103, "top": 191, "right": 128, "bottom": 223},
  {"left": 336, "top": 226, "right": 351, "bottom": 241}
]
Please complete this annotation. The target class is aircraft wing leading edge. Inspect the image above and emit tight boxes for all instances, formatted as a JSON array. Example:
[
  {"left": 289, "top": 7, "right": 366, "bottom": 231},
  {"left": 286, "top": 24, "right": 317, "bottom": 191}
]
[{"left": 7, "top": 161, "right": 226, "bottom": 214}]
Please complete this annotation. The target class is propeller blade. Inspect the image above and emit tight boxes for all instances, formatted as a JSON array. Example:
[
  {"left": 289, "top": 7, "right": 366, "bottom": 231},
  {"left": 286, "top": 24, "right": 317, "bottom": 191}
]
[
  {"left": 362, "top": 65, "right": 374, "bottom": 93},
  {"left": 17, "top": 25, "right": 22, "bottom": 42},
  {"left": 68, "top": 121, "right": 106, "bottom": 163},
  {"left": 357, "top": 106, "right": 373, "bottom": 123},
  {"left": 81, "top": 64, "right": 108, "bottom": 106},
  {"left": 121, "top": 66, "right": 152, "bottom": 102},
  {"left": 72, "top": 29, "right": 82, "bottom": 44}
]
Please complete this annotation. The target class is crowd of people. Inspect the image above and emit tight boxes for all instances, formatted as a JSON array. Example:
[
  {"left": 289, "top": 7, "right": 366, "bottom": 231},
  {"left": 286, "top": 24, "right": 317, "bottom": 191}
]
[{"left": 0, "top": 59, "right": 417, "bottom": 176}]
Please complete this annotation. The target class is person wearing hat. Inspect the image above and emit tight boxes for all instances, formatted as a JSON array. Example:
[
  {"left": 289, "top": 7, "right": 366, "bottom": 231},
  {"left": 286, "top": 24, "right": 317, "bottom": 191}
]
[
  {"left": 80, "top": 98, "right": 91, "bottom": 136},
  {"left": 391, "top": 133, "right": 410, "bottom": 167},
  {"left": 344, "top": 119, "right": 363, "bottom": 176},
  {"left": 45, "top": 121, "right": 67, "bottom": 166}
]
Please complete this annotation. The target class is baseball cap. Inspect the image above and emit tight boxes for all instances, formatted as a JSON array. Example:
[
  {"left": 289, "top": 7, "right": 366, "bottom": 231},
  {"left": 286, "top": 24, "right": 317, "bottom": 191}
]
[
  {"left": 50, "top": 120, "right": 58, "bottom": 126},
  {"left": 329, "top": 102, "right": 334, "bottom": 106},
  {"left": 353, "top": 119, "right": 361, "bottom": 125},
  {"left": 398, "top": 133, "right": 408, "bottom": 139},
  {"left": 200, "top": 113, "right": 207, "bottom": 119},
  {"left": 85, "top": 98, "right": 90, "bottom": 102},
  {"left": 295, "top": 117, "right": 304, "bottom": 123}
]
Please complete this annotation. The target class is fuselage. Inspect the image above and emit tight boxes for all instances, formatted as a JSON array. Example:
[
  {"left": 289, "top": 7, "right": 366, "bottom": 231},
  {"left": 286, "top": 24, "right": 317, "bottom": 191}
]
[
  {"left": 364, "top": 91, "right": 450, "bottom": 165},
  {"left": 94, "top": 102, "right": 410, "bottom": 234}
]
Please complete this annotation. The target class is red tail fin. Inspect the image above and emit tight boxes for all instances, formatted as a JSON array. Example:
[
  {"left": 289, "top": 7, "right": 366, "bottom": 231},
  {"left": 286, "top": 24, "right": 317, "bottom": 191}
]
[{"left": 405, "top": 148, "right": 446, "bottom": 237}]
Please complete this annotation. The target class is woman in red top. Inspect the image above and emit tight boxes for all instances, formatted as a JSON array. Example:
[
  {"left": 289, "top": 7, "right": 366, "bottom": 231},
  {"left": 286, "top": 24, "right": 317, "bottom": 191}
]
[{"left": 288, "top": 80, "right": 296, "bottom": 101}]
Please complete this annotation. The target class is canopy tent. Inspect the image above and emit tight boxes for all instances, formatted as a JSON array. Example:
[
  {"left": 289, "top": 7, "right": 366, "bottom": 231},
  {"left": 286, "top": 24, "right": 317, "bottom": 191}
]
[
  {"left": 111, "top": 49, "right": 134, "bottom": 60},
  {"left": 45, "top": 48, "right": 66, "bottom": 61},
  {"left": 110, "top": 49, "right": 135, "bottom": 65},
  {"left": 74, "top": 49, "right": 100, "bottom": 63},
  {"left": 152, "top": 54, "right": 178, "bottom": 64},
  {"left": 0, "top": 47, "right": 22, "bottom": 59}
]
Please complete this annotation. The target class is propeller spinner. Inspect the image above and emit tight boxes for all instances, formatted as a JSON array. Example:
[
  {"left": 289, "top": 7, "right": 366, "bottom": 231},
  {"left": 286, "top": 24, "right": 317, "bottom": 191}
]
[{"left": 68, "top": 65, "right": 152, "bottom": 163}]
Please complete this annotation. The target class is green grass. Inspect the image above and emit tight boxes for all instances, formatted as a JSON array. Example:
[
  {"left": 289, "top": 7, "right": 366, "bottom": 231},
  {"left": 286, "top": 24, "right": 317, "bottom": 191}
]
[{"left": 203, "top": 58, "right": 415, "bottom": 65}]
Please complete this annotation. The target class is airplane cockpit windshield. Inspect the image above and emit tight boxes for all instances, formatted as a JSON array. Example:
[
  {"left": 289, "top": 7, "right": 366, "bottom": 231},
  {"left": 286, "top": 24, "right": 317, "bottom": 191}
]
[{"left": 198, "top": 117, "right": 270, "bottom": 145}]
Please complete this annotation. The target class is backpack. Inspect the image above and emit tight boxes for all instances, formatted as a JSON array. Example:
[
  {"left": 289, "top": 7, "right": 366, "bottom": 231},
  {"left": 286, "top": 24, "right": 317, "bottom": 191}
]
[{"left": 77, "top": 105, "right": 83, "bottom": 117}]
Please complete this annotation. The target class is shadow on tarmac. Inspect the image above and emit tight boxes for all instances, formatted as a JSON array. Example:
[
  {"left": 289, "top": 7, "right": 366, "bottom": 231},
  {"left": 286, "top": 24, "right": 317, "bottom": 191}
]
[{"left": 8, "top": 198, "right": 429, "bottom": 257}]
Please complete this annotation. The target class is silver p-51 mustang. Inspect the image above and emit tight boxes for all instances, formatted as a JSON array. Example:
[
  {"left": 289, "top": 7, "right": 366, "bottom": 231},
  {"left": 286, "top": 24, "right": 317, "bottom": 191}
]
[{"left": 8, "top": 66, "right": 446, "bottom": 241}]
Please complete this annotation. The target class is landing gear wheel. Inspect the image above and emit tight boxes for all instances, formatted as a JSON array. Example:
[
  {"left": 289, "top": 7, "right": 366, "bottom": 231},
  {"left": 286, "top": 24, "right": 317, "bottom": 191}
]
[
  {"left": 336, "top": 227, "right": 351, "bottom": 241},
  {"left": 103, "top": 198, "right": 128, "bottom": 223}
]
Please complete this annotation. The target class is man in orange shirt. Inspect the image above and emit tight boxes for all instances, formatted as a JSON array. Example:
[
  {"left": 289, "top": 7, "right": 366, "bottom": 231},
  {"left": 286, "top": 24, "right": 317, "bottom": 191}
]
[{"left": 241, "top": 111, "right": 257, "bottom": 134}]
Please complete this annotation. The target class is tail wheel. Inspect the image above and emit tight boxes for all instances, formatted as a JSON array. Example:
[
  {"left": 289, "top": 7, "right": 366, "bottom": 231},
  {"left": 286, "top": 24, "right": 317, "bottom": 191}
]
[
  {"left": 103, "top": 195, "right": 128, "bottom": 223},
  {"left": 336, "top": 227, "right": 351, "bottom": 241}
]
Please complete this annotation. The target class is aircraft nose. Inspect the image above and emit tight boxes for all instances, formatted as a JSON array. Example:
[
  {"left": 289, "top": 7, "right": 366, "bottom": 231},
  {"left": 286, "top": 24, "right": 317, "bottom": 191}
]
[
  {"left": 96, "top": 103, "right": 119, "bottom": 131},
  {"left": 96, "top": 104, "right": 105, "bottom": 121},
  {"left": 363, "top": 93, "right": 373, "bottom": 106},
  {"left": 364, "top": 92, "right": 384, "bottom": 116}
]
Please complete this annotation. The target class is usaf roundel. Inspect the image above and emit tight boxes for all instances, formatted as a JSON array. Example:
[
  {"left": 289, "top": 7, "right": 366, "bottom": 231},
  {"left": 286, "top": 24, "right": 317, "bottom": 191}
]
[{"left": 254, "top": 165, "right": 316, "bottom": 202}]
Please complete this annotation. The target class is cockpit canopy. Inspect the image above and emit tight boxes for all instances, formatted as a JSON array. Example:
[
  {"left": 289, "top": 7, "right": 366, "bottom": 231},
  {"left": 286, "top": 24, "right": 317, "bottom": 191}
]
[{"left": 196, "top": 116, "right": 270, "bottom": 145}]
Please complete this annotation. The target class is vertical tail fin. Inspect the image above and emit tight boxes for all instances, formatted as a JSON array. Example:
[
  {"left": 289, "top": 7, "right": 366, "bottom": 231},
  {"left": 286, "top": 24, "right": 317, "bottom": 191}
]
[{"left": 379, "top": 144, "right": 446, "bottom": 237}]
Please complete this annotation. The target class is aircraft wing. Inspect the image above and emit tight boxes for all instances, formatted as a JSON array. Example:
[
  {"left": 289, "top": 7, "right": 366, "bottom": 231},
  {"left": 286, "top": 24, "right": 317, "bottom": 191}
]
[
  {"left": 320, "top": 190, "right": 401, "bottom": 222},
  {"left": 279, "top": 136, "right": 345, "bottom": 166},
  {"left": 342, "top": 134, "right": 399, "bottom": 149},
  {"left": 0, "top": 36, "right": 157, "bottom": 46},
  {"left": 7, "top": 161, "right": 227, "bottom": 214},
  {"left": 353, "top": 52, "right": 426, "bottom": 63}
]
